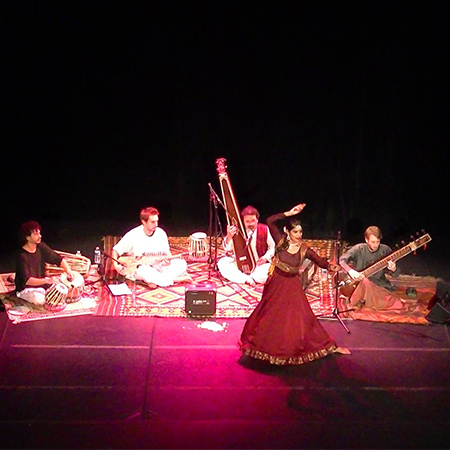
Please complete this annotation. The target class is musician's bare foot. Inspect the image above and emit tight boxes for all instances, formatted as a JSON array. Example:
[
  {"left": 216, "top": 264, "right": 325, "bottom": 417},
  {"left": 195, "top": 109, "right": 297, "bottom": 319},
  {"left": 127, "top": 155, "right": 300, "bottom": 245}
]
[
  {"left": 334, "top": 346, "right": 351, "bottom": 355},
  {"left": 147, "top": 282, "right": 158, "bottom": 290},
  {"left": 174, "top": 274, "right": 193, "bottom": 283},
  {"left": 245, "top": 276, "right": 256, "bottom": 287}
]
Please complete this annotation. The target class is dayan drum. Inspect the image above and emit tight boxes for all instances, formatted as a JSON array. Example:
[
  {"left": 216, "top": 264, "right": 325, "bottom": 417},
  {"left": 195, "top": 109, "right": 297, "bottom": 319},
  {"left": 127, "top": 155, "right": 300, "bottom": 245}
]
[
  {"left": 60, "top": 271, "right": 85, "bottom": 303},
  {"left": 45, "top": 283, "right": 68, "bottom": 312},
  {"left": 189, "top": 232, "right": 209, "bottom": 259}
]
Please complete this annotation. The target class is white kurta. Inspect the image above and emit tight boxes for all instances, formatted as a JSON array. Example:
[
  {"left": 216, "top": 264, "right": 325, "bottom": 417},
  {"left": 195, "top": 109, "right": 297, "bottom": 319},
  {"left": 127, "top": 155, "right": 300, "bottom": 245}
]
[
  {"left": 218, "top": 225, "right": 275, "bottom": 284},
  {"left": 113, "top": 225, "right": 187, "bottom": 286}
]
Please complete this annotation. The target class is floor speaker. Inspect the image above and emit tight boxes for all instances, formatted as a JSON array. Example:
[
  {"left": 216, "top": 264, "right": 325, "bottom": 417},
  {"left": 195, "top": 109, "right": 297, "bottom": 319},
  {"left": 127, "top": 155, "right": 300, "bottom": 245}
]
[
  {"left": 425, "top": 302, "right": 450, "bottom": 324},
  {"left": 185, "top": 282, "right": 217, "bottom": 317}
]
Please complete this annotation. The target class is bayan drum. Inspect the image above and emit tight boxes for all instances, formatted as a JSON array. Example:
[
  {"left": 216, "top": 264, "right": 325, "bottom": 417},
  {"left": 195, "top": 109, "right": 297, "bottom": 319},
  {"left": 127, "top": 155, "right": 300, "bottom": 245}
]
[
  {"left": 45, "top": 283, "right": 68, "bottom": 312},
  {"left": 189, "top": 232, "right": 209, "bottom": 260},
  {"left": 60, "top": 271, "right": 85, "bottom": 303}
]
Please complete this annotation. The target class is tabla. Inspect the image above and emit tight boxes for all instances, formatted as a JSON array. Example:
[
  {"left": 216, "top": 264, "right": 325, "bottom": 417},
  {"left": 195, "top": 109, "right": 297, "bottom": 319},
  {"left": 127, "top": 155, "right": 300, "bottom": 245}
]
[
  {"left": 189, "top": 232, "right": 209, "bottom": 259},
  {"left": 60, "top": 271, "right": 85, "bottom": 303},
  {"left": 45, "top": 283, "right": 68, "bottom": 311}
]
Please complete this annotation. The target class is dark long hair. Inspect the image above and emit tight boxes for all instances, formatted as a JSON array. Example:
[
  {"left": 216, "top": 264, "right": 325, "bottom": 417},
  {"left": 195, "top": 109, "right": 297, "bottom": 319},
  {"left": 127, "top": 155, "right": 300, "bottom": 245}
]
[{"left": 277, "top": 219, "right": 302, "bottom": 252}]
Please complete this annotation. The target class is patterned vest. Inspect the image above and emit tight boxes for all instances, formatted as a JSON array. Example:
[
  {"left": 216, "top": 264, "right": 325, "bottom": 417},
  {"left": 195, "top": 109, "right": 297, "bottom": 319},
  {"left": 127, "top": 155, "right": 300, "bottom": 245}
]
[{"left": 255, "top": 223, "right": 269, "bottom": 258}]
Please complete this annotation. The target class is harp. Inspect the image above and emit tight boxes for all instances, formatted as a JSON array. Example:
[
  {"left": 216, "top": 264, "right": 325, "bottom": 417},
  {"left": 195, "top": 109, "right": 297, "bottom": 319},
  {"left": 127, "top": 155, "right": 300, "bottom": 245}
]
[{"left": 216, "top": 158, "right": 256, "bottom": 274}]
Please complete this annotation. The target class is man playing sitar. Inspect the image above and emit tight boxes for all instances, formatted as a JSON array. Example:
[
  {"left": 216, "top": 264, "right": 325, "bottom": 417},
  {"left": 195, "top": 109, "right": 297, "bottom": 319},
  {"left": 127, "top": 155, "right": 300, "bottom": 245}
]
[{"left": 339, "top": 226, "right": 430, "bottom": 312}]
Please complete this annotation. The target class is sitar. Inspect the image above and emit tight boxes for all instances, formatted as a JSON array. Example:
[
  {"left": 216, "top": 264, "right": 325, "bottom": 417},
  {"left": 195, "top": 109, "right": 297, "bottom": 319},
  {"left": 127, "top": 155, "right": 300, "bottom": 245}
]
[
  {"left": 118, "top": 253, "right": 188, "bottom": 276},
  {"left": 216, "top": 158, "right": 256, "bottom": 274},
  {"left": 337, "top": 233, "right": 431, "bottom": 297}
]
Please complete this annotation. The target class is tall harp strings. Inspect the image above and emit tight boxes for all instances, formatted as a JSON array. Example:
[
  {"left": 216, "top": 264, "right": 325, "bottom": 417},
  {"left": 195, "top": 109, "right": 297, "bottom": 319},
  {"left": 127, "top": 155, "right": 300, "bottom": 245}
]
[{"left": 215, "top": 158, "right": 256, "bottom": 275}]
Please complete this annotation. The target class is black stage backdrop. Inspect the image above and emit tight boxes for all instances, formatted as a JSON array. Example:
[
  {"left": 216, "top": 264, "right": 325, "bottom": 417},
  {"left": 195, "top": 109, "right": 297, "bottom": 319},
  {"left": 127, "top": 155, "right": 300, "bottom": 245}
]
[{"left": 2, "top": 1, "right": 448, "bottom": 254}]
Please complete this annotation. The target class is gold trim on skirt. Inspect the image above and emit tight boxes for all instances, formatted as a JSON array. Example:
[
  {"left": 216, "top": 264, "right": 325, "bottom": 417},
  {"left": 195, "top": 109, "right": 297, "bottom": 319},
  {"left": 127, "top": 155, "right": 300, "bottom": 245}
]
[{"left": 238, "top": 341, "right": 337, "bottom": 365}]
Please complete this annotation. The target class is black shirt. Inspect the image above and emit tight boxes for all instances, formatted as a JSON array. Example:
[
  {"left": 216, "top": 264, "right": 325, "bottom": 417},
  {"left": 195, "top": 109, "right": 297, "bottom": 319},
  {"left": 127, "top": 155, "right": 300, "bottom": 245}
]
[{"left": 15, "top": 242, "right": 62, "bottom": 292}]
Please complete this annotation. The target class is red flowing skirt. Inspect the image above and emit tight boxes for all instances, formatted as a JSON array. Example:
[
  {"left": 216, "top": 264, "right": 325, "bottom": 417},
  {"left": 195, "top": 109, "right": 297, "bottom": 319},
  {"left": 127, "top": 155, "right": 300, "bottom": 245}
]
[{"left": 238, "top": 267, "right": 337, "bottom": 365}]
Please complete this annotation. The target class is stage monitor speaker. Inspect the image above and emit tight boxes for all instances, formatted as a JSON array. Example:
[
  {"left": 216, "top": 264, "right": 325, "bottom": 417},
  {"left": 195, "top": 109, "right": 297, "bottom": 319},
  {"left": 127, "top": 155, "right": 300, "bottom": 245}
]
[
  {"left": 185, "top": 282, "right": 217, "bottom": 317},
  {"left": 425, "top": 302, "right": 450, "bottom": 324}
]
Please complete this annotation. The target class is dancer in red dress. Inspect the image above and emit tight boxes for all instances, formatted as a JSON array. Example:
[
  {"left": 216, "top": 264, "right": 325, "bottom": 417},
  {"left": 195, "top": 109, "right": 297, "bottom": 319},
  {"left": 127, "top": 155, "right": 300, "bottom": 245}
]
[{"left": 238, "top": 203, "right": 350, "bottom": 365}]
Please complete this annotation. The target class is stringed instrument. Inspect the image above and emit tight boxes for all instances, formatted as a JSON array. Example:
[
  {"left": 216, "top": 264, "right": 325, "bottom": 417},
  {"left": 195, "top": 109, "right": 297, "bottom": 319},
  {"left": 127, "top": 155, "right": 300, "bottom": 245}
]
[
  {"left": 118, "top": 253, "right": 188, "bottom": 276},
  {"left": 337, "top": 233, "right": 432, "bottom": 297},
  {"left": 216, "top": 158, "right": 256, "bottom": 274}
]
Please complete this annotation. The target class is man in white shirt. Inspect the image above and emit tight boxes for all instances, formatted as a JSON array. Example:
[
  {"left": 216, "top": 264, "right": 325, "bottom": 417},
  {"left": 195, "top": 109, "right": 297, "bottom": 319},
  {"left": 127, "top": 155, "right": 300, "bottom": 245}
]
[
  {"left": 112, "top": 206, "right": 191, "bottom": 288},
  {"left": 218, "top": 205, "right": 275, "bottom": 286}
]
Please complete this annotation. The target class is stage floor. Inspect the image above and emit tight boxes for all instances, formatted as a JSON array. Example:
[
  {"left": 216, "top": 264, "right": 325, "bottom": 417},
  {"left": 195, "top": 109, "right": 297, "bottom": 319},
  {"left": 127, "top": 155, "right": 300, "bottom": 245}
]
[
  {"left": 0, "top": 313, "right": 449, "bottom": 449},
  {"left": 1, "top": 222, "right": 449, "bottom": 448}
]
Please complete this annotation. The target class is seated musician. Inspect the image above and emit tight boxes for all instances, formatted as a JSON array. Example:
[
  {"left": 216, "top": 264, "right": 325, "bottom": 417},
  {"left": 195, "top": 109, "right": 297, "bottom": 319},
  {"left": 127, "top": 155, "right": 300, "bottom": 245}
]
[
  {"left": 218, "top": 205, "right": 275, "bottom": 286},
  {"left": 15, "top": 221, "right": 74, "bottom": 306},
  {"left": 339, "top": 225, "right": 412, "bottom": 311},
  {"left": 112, "top": 206, "right": 192, "bottom": 288}
]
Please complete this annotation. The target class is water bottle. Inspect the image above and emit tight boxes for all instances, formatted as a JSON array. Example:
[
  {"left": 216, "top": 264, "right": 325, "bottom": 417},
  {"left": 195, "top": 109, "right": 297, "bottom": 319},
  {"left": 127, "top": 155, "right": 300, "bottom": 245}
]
[
  {"left": 76, "top": 250, "right": 82, "bottom": 257},
  {"left": 94, "top": 246, "right": 102, "bottom": 265}
]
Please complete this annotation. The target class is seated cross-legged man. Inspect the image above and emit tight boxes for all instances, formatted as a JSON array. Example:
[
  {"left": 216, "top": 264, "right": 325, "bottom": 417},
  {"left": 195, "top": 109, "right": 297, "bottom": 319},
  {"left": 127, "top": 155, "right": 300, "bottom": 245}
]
[
  {"left": 112, "top": 206, "right": 191, "bottom": 289},
  {"left": 15, "top": 221, "right": 75, "bottom": 306},
  {"left": 218, "top": 205, "right": 275, "bottom": 286},
  {"left": 339, "top": 225, "right": 412, "bottom": 312}
]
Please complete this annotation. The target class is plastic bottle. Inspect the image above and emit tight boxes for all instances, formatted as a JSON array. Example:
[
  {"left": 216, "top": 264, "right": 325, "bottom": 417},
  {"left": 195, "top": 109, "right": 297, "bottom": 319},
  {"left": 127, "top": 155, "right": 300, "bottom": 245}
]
[{"left": 94, "top": 246, "right": 102, "bottom": 265}]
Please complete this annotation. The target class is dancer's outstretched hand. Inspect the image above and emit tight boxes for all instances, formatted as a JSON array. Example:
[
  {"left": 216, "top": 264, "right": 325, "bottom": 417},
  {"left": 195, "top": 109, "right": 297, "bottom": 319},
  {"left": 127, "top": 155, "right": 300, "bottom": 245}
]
[{"left": 285, "top": 203, "right": 306, "bottom": 216}]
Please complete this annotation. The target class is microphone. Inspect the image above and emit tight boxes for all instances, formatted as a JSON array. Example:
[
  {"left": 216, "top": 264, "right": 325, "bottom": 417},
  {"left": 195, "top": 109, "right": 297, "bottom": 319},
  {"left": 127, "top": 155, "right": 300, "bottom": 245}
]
[
  {"left": 208, "top": 183, "right": 225, "bottom": 208},
  {"left": 101, "top": 250, "right": 122, "bottom": 265},
  {"left": 245, "top": 229, "right": 254, "bottom": 247},
  {"left": 336, "top": 230, "right": 342, "bottom": 251}
]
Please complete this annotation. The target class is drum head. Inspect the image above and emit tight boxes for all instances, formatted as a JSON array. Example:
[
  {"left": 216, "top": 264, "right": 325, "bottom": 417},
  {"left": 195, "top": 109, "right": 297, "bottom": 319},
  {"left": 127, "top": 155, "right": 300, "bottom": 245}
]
[
  {"left": 191, "top": 232, "right": 207, "bottom": 239},
  {"left": 60, "top": 272, "right": 84, "bottom": 302},
  {"left": 60, "top": 271, "right": 83, "bottom": 286}
]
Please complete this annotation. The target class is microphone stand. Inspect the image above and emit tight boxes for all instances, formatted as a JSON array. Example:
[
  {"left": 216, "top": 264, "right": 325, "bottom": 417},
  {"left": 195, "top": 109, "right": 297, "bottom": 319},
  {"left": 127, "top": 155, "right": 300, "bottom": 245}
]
[
  {"left": 205, "top": 183, "right": 259, "bottom": 305},
  {"left": 99, "top": 251, "right": 122, "bottom": 281},
  {"left": 319, "top": 231, "right": 353, "bottom": 333},
  {"left": 101, "top": 251, "right": 137, "bottom": 304},
  {"left": 243, "top": 230, "right": 254, "bottom": 250},
  {"left": 207, "top": 183, "right": 223, "bottom": 277}
]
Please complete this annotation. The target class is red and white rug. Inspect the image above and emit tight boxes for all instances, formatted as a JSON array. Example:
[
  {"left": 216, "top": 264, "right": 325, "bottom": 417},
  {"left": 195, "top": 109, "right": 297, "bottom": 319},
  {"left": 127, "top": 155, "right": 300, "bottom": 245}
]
[{"left": 1, "top": 237, "right": 437, "bottom": 325}]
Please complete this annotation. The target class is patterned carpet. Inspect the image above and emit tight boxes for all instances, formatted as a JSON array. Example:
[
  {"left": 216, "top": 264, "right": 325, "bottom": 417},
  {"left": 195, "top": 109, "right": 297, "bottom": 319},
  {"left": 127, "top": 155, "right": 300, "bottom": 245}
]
[
  {"left": 0, "top": 237, "right": 439, "bottom": 325},
  {"left": 94, "top": 237, "right": 338, "bottom": 319},
  {"left": 0, "top": 273, "right": 98, "bottom": 324}
]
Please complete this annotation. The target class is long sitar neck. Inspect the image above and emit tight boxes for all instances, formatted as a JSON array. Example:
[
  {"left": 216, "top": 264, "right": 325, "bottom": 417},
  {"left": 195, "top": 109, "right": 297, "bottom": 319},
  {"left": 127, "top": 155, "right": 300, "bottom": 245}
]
[{"left": 361, "top": 234, "right": 431, "bottom": 278}]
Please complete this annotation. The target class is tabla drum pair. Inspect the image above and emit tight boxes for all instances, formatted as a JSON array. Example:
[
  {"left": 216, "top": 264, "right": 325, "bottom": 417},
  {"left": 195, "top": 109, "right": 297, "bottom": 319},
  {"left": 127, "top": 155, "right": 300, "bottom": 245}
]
[
  {"left": 44, "top": 272, "right": 85, "bottom": 311},
  {"left": 60, "top": 271, "right": 85, "bottom": 303},
  {"left": 189, "top": 232, "right": 209, "bottom": 260}
]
